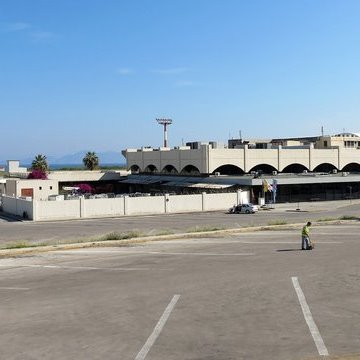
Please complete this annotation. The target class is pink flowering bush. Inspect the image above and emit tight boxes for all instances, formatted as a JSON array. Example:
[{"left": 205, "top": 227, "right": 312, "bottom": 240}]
[
  {"left": 27, "top": 169, "right": 48, "bottom": 179},
  {"left": 77, "top": 183, "right": 93, "bottom": 194}
]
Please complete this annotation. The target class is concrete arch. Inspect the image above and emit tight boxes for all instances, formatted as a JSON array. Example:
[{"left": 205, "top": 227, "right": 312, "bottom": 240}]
[
  {"left": 162, "top": 165, "right": 179, "bottom": 174},
  {"left": 249, "top": 163, "right": 277, "bottom": 174},
  {"left": 341, "top": 162, "right": 360, "bottom": 172},
  {"left": 313, "top": 163, "right": 337, "bottom": 173},
  {"left": 181, "top": 165, "right": 200, "bottom": 175},
  {"left": 130, "top": 164, "right": 140, "bottom": 173},
  {"left": 282, "top": 163, "right": 309, "bottom": 173},
  {"left": 213, "top": 164, "right": 244, "bottom": 175},
  {"left": 143, "top": 164, "right": 158, "bottom": 173}
]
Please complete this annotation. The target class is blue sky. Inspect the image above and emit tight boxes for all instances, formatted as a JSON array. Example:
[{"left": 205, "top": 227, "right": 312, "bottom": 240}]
[{"left": 1, "top": 0, "right": 360, "bottom": 160}]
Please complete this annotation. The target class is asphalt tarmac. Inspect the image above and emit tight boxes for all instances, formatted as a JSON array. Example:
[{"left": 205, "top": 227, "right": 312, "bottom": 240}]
[
  {"left": 0, "top": 223, "right": 359, "bottom": 359},
  {"left": 0, "top": 200, "right": 359, "bottom": 247}
]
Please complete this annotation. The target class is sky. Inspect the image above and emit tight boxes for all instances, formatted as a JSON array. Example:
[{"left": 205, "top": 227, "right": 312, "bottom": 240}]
[{"left": 1, "top": 0, "right": 360, "bottom": 160}]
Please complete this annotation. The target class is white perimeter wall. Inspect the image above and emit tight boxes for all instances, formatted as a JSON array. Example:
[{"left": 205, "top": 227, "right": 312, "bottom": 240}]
[
  {"left": 1, "top": 195, "right": 34, "bottom": 218},
  {"left": 1, "top": 191, "right": 249, "bottom": 221},
  {"left": 36, "top": 199, "right": 81, "bottom": 220}
]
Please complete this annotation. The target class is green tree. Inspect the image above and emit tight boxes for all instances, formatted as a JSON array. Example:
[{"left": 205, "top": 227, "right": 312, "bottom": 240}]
[
  {"left": 83, "top": 151, "right": 99, "bottom": 170},
  {"left": 31, "top": 154, "right": 49, "bottom": 173}
]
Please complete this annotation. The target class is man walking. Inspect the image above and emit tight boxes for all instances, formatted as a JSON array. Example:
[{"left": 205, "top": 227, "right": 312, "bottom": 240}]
[{"left": 301, "top": 221, "right": 313, "bottom": 250}]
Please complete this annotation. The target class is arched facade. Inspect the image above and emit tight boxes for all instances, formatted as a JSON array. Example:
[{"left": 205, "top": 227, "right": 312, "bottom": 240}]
[
  {"left": 162, "top": 165, "right": 178, "bottom": 174},
  {"left": 130, "top": 164, "right": 140, "bottom": 173},
  {"left": 313, "top": 163, "right": 337, "bottom": 173},
  {"left": 281, "top": 163, "right": 309, "bottom": 173},
  {"left": 143, "top": 164, "right": 158, "bottom": 173},
  {"left": 249, "top": 164, "right": 277, "bottom": 174},
  {"left": 123, "top": 144, "right": 360, "bottom": 175},
  {"left": 181, "top": 165, "right": 200, "bottom": 175},
  {"left": 341, "top": 162, "right": 360, "bottom": 172},
  {"left": 212, "top": 164, "right": 244, "bottom": 175}
]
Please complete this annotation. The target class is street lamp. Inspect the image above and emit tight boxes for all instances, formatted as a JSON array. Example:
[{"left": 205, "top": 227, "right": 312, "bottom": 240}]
[{"left": 156, "top": 118, "right": 172, "bottom": 148}]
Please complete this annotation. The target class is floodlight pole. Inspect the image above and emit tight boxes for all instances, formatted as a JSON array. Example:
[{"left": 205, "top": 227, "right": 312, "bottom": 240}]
[{"left": 156, "top": 118, "right": 173, "bottom": 147}]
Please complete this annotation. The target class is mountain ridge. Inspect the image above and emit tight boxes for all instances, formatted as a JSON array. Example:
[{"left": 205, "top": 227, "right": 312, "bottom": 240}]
[{"left": 1, "top": 151, "right": 125, "bottom": 165}]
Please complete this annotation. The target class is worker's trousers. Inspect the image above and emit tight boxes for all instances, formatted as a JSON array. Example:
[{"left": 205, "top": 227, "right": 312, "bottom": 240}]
[{"left": 302, "top": 236, "right": 311, "bottom": 250}]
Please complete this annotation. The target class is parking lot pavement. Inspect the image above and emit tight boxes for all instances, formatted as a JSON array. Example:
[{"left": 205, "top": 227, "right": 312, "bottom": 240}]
[{"left": 0, "top": 224, "right": 359, "bottom": 359}]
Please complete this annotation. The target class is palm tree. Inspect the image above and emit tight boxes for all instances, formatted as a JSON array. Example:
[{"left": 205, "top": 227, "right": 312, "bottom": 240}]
[
  {"left": 83, "top": 151, "right": 99, "bottom": 170},
  {"left": 31, "top": 154, "right": 49, "bottom": 173}
]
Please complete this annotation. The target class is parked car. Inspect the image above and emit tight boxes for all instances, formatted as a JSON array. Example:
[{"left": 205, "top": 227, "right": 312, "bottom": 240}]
[{"left": 229, "top": 203, "right": 258, "bottom": 214}]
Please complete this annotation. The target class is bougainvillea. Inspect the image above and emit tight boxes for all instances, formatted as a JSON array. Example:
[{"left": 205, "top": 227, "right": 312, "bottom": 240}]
[
  {"left": 27, "top": 169, "right": 48, "bottom": 179},
  {"left": 77, "top": 183, "right": 93, "bottom": 194}
]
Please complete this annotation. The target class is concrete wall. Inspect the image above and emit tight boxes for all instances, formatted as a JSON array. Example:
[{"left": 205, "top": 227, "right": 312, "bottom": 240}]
[
  {"left": 1, "top": 191, "right": 249, "bottom": 221},
  {"left": 35, "top": 199, "right": 81, "bottom": 220},
  {"left": 84, "top": 198, "right": 125, "bottom": 217},
  {"left": 166, "top": 194, "right": 203, "bottom": 213},
  {"left": 1, "top": 195, "right": 33, "bottom": 218},
  {"left": 125, "top": 196, "right": 165, "bottom": 215},
  {"left": 203, "top": 191, "right": 248, "bottom": 211}
]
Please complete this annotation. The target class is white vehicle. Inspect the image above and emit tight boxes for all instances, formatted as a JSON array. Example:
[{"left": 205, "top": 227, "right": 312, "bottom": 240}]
[{"left": 229, "top": 203, "right": 258, "bottom": 214}]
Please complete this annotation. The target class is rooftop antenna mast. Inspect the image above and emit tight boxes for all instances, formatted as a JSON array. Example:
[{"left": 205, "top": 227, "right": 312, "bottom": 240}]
[{"left": 156, "top": 118, "right": 173, "bottom": 147}]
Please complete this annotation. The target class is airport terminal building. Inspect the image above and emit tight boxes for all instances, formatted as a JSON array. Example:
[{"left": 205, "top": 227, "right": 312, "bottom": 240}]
[{"left": 121, "top": 132, "right": 360, "bottom": 203}]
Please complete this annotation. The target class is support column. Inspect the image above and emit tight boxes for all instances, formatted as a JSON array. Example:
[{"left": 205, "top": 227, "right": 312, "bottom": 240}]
[
  {"left": 202, "top": 192, "right": 206, "bottom": 211},
  {"left": 309, "top": 143, "right": 314, "bottom": 171},
  {"left": 237, "top": 190, "right": 242, "bottom": 205},
  {"left": 79, "top": 196, "right": 85, "bottom": 218},
  {"left": 243, "top": 145, "right": 248, "bottom": 173},
  {"left": 32, "top": 199, "right": 37, "bottom": 221},
  {"left": 124, "top": 196, "right": 128, "bottom": 215},
  {"left": 277, "top": 145, "right": 282, "bottom": 172},
  {"left": 164, "top": 193, "right": 170, "bottom": 213}
]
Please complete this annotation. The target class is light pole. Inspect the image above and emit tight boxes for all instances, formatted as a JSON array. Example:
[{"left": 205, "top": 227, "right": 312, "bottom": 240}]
[{"left": 156, "top": 118, "right": 172, "bottom": 148}]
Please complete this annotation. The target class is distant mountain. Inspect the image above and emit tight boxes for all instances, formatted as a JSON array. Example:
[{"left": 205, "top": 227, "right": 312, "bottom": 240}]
[
  {"left": 51, "top": 151, "right": 124, "bottom": 165},
  {"left": 0, "top": 151, "right": 125, "bottom": 166}
]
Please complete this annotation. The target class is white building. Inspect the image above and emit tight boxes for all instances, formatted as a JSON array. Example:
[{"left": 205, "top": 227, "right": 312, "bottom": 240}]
[{"left": 122, "top": 133, "right": 360, "bottom": 175}]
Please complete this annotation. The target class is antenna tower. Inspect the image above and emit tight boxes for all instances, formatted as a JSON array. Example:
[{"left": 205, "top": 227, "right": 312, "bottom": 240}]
[{"left": 156, "top": 118, "right": 173, "bottom": 147}]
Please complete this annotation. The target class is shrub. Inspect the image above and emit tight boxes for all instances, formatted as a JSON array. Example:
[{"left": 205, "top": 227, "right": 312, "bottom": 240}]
[
  {"left": 77, "top": 183, "right": 93, "bottom": 194},
  {"left": 27, "top": 169, "right": 48, "bottom": 179}
]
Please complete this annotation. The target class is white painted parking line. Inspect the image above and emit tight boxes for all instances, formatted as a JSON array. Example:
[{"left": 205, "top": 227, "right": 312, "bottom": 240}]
[
  {"left": 0, "top": 287, "right": 29, "bottom": 291},
  {"left": 145, "top": 251, "right": 255, "bottom": 256},
  {"left": 0, "top": 264, "right": 154, "bottom": 271},
  {"left": 59, "top": 250, "right": 255, "bottom": 256},
  {"left": 292, "top": 277, "right": 329, "bottom": 356},
  {"left": 135, "top": 294, "right": 180, "bottom": 360},
  {"left": 235, "top": 241, "right": 342, "bottom": 244}
]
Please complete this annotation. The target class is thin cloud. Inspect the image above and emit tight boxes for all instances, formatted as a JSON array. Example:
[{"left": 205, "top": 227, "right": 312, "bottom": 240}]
[
  {"left": 2, "top": 22, "right": 55, "bottom": 43},
  {"left": 30, "top": 31, "right": 55, "bottom": 42},
  {"left": 116, "top": 67, "right": 133, "bottom": 75},
  {"left": 152, "top": 67, "right": 189, "bottom": 75},
  {"left": 2, "top": 22, "right": 31, "bottom": 32}
]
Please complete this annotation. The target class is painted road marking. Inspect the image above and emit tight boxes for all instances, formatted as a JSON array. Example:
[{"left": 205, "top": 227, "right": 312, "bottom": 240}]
[
  {"left": 0, "top": 264, "right": 155, "bottom": 271},
  {"left": 292, "top": 276, "right": 329, "bottom": 356},
  {"left": 234, "top": 241, "right": 342, "bottom": 244},
  {"left": 145, "top": 251, "right": 254, "bottom": 256},
  {"left": 0, "top": 287, "right": 29, "bottom": 290},
  {"left": 54, "top": 250, "right": 255, "bottom": 256},
  {"left": 135, "top": 294, "right": 180, "bottom": 360}
]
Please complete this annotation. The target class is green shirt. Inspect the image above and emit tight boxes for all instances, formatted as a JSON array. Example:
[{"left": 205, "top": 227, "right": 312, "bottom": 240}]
[{"left": 302, "top": 225, "right": 310, "bottom": 236}]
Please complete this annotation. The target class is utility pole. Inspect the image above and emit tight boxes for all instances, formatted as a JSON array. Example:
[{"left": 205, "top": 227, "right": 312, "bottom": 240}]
[{"left": 156, "top": 118, "right": 173, "bottom": 147}]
